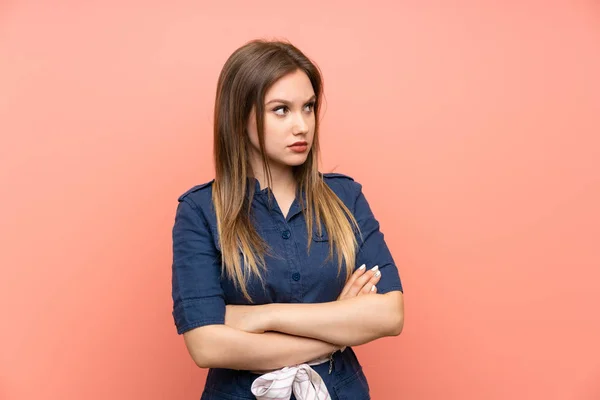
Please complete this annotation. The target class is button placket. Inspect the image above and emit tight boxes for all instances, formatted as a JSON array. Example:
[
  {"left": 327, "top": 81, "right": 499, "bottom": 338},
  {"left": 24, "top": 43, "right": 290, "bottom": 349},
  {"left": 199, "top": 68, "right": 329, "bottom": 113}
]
[{"left": 277, "top": 223, "right": 303, "bottom": 302}]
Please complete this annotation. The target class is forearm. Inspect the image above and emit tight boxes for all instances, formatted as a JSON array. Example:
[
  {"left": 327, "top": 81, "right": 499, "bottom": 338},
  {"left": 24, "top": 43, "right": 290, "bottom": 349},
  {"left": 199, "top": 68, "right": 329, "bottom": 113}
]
[
  {"left": 184, "top": 324, "right": 338, "bottom": 371},
  {"left": 264, "top": 292, "right": 403, "bottom": 347}
]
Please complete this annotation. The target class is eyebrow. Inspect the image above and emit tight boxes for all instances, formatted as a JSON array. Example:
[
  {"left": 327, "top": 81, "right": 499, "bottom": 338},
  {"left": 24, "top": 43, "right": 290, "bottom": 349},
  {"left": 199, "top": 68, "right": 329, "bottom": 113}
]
[{"left": 265, "top": 95, "right": 316, "bottom": 106}]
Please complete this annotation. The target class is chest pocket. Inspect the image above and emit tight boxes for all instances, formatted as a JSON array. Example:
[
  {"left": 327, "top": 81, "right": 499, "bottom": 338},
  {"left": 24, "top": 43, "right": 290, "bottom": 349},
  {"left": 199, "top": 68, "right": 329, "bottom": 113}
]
[
  {"left": 310, "top": 223, "right": 332, "bottom": 263},
  {"left": 312, "top": 223, "right": 329, "bottom": 242}
]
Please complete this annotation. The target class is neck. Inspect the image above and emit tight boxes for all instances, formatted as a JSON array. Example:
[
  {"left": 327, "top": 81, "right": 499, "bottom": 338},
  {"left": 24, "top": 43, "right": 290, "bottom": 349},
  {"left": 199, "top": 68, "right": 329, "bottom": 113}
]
[{"left": 249, "top": 159, "right": 296, "bottom": 194}]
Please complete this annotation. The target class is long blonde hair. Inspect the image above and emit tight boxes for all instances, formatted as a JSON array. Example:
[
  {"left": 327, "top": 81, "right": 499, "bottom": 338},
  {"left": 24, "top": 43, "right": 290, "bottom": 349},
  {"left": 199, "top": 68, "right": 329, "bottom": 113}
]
[{"left": 212, "top": 39, "right": 360, "bottom": 302}]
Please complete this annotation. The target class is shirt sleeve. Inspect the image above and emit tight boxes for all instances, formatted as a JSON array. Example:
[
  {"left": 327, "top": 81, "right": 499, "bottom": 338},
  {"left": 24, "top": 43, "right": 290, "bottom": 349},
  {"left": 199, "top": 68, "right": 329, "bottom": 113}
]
[
  {"left": 171, "top": 197, "right": 226, "bottom": 334},
  {"left": 352, "top": 182, "right": 404, "bottom": 294}
]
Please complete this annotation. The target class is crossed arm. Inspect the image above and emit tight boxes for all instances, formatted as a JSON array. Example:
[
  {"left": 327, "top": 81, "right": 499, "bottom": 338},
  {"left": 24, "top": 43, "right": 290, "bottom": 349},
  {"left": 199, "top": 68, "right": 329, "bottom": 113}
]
[
  {"left": 225, "top": 290, "right": 404, "bottom": 346},
  {"left": 183, "top": 265, "right": 404, "bottom": 370}
]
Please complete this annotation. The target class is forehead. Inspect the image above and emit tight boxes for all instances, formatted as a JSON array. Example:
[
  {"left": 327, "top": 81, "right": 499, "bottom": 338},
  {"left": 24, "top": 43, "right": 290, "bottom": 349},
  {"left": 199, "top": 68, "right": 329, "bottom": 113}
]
[{"left": 265, "top": 70, "right": 315, "bottom": 102}]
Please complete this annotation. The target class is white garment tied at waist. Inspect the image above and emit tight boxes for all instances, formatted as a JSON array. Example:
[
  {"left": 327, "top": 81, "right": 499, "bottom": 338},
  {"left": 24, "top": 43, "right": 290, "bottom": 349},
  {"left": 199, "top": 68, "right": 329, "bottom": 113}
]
[{"left": 250, "top": 347, "right": 346, "bottom": 400}]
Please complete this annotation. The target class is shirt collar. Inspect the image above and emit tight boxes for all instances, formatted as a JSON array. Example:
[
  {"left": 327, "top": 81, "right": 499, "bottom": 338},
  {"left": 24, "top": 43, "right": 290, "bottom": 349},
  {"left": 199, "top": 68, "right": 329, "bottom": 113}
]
[
  {"left": 246, "top": 177, "right": 308, "bottom": 211},
  {"left": 247, "top": 177, "right": 269, "bottom": 195}
]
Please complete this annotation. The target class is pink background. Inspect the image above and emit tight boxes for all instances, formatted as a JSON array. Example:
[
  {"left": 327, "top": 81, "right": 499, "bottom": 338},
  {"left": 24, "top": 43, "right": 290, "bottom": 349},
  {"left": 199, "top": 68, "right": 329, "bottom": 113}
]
[{"left": 1, "top": 1, "right": 599, "bottom": 399}]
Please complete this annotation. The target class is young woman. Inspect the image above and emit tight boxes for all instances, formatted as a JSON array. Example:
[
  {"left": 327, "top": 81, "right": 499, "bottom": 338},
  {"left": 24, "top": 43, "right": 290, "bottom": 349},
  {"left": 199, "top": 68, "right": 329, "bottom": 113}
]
[{"left": 171, "top": 39, "right": 404, "bottom": 400}]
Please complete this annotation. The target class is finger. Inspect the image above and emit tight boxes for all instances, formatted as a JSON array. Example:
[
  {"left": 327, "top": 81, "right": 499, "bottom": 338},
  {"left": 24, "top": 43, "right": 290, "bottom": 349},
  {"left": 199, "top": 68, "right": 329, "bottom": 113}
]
[
  {"left": 359, "top": 268, "right": 381, "bottom": 295},
  {"left": 340, "top": 264, "right": 366, "bottom": 298},
  {"left": 348, "top": 265, "right": 379, "bottom": 297},
  {"left": 339, "top": 264, "right": 368, "bottom": 300}
]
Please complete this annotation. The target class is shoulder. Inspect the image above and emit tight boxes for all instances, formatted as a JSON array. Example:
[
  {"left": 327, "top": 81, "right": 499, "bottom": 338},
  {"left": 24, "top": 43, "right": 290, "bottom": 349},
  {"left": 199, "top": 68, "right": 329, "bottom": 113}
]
[
  {"left": 322, "top": 172, "right": 354, "bottom": 182},
  {"left": 177, "top": 179, "right": 215, "bottom": 209},
  {"left": 321, "top": 172, "right": 362, "bottom": 200},
  {"left": 322, "top": 172, "right": 361, "bottom": 189}
]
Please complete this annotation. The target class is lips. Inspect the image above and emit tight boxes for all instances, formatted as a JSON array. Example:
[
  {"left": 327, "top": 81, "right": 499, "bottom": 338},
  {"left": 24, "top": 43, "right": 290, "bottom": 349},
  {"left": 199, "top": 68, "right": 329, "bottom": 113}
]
[
  {"left": 289, "top": 141, "right": 309, "bottom": 153},
  {"left": 290, "top": 141, "right": 308, "bottom": 147}
]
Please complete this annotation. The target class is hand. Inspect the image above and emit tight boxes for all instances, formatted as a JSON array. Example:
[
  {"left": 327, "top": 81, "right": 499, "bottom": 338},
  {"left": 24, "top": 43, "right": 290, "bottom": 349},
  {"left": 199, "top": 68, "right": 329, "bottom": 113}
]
[
  {"left": 225, "top": 304, "right": 269, "bottom": 334},
  {"left": 337, "top": 264, "right": 381, "bottom": 301}
]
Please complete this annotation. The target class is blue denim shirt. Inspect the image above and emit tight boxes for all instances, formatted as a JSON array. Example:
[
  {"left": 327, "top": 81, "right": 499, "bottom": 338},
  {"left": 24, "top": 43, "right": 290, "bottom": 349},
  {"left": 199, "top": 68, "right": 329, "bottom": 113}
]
[{"left": 171, "top": 173, "right": 403, "bottom": 400}]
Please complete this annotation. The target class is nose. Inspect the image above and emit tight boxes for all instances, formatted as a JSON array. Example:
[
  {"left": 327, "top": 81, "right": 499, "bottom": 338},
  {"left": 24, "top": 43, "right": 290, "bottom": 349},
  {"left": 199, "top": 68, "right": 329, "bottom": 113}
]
[{"left": 292, "top": 113, "right": 309, "bottom": 135}]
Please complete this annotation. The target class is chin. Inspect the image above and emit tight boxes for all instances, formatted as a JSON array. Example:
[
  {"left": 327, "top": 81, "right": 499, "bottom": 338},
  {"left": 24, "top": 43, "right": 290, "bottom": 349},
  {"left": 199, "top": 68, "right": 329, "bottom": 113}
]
[
  {"left": 286, "top": 155, "right": 310, "bottom": 167},
  {"left": 268, "top": 150, "right": 311, "bottom": 168}
]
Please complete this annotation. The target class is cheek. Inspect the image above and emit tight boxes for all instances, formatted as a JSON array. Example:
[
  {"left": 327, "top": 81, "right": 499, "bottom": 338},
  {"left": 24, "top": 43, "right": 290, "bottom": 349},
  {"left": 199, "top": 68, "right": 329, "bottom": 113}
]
[{"left": 262, "top": 117, "right": 285, "bottom": 145}]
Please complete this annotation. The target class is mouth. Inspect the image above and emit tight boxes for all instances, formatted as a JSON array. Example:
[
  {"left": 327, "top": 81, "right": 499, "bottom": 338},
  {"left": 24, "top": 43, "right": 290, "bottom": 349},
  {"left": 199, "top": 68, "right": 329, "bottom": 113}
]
[
  {"left": 288, "top": 141, "right": 309, "bottom": 153},
  {"left": 289, "top": 141, "right": 308, "bottom": 147}
]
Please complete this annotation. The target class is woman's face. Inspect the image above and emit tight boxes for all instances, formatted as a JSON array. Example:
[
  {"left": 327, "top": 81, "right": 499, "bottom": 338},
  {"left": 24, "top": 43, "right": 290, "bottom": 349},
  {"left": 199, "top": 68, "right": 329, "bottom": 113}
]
[{"left": 247, "top": 69, "right": 316, "bottom": 172}]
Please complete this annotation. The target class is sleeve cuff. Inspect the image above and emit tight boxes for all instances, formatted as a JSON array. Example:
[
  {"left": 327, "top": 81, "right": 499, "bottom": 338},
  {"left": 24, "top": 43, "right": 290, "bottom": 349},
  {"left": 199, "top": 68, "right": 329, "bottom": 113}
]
[{"left": 172, "top": 296, "right": 226, "bottom": 335}]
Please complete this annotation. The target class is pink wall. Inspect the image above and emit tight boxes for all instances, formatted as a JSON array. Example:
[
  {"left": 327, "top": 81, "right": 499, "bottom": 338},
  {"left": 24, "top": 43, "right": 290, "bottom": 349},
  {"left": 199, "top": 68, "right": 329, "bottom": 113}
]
[{"left": 1, "top": 1, "right": 599, "bottom": 399}]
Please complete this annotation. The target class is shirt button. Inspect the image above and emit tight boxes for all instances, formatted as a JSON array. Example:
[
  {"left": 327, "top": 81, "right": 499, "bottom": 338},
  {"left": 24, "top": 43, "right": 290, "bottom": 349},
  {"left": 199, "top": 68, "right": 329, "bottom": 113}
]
[
  {"left": 292, "top": 272, "right": 301, "bottom": 281},
  {"left": 281, "top": 230, "right": 291, "bottom": 239}
]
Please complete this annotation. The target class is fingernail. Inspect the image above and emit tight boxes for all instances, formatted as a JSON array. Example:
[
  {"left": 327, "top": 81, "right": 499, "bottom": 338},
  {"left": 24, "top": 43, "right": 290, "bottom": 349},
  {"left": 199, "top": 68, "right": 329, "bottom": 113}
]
[
  {"left": 371, "top": 265, "right": 379, "bottom": 272},
  {"left": 359, "top": 264, "right": 366, "bottom": 270},
  {"left": 371, "top": 285, "right": 376, "bottom": 292},
  {"left": 375, "top": 270, "right": 381, "bottom": 277}
]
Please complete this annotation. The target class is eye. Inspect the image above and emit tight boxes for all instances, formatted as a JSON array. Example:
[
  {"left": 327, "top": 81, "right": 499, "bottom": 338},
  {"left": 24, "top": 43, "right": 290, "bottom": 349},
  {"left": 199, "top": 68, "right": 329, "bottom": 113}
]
[
  {"left": 272, "top": 101, "right": 315, "bottom": 116},
  {"left": 273, "top": 106, "right": 288, "bottom": 116}
]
